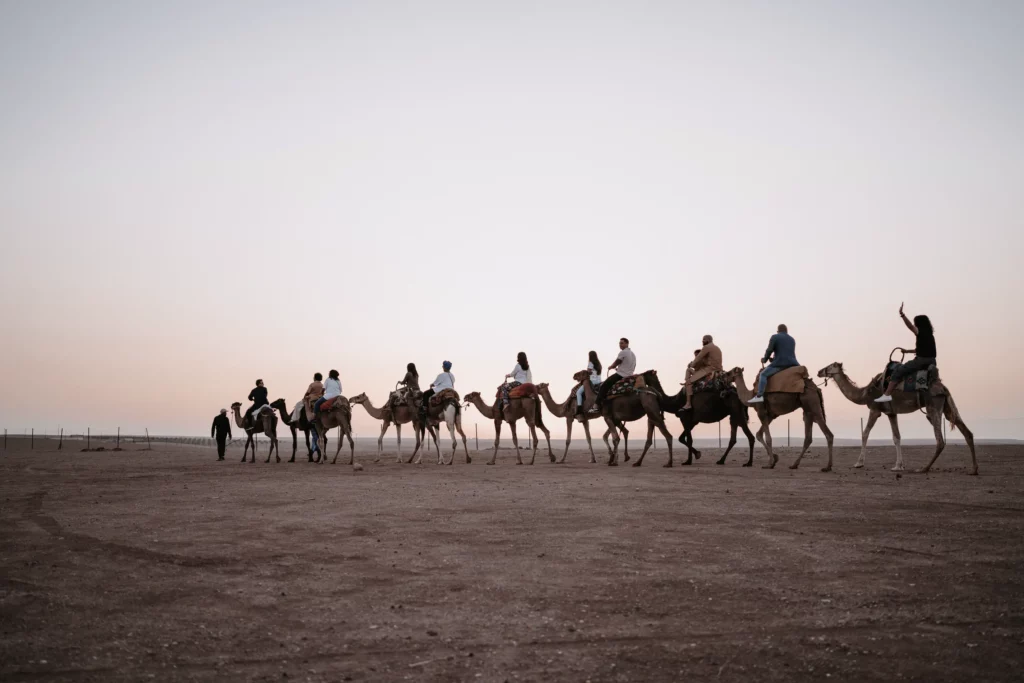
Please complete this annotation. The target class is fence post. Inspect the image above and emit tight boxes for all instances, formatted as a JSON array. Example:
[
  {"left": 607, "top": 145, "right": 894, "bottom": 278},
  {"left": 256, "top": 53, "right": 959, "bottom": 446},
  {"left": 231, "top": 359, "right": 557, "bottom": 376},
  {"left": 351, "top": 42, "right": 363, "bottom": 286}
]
[
  {"left": 58, "top": 428, "right": 63, "bottom": 450},
  {"left": 3, "top": 428, "right": 6, "bottom": 449},
  {"left": 87, "top": 428, "right": 90, "bottom": 451},
  {"left": 31, "top": 428, "right": 34, "bottom": 450},
  {"left": 787, "top": 420, "right": 790, "bottom": 448},
  {"left": 718, "top": 422, "right": 721, "bottom": 449},
  {"left": 117, "top": 427, "right": 120, "bottom": 449},
  {"left": 146, "top": 428, "right": 151, "bottom": 451},
  {"left": 475, "top": 424, "right": 479, "bottom": 451}
]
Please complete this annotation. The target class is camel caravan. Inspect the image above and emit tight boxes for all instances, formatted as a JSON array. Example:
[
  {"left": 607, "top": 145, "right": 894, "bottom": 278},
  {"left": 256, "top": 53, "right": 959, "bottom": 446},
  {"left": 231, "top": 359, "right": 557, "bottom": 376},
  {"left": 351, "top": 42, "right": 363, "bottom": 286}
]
[{"left": 225, "top": 305, "right": 978, "bottom": 475}]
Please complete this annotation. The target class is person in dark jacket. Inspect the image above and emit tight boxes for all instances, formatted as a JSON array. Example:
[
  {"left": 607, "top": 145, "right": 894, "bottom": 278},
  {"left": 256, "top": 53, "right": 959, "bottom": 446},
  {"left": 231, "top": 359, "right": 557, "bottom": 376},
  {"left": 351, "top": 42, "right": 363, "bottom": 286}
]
[
  {"left": 875, "top": 303, "right": 937, "bottom": 403},
  {"left": 211, "top": 408, "right": 232, "bottom": 460},
  {"left": 245, "top": 379, "right": 269, "bottom": 422},
  {"left": 748, "top": 324, "right": 800, "bottom": 404}
]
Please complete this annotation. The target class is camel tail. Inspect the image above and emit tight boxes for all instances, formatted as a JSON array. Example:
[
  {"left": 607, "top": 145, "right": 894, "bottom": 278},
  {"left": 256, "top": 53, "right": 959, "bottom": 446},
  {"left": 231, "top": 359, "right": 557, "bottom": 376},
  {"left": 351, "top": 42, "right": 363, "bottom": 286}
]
[
  {"left": 943, "top": 390, "right": 960, "bottom": 432},
  {"left": 534, "top": 397, "right": 546, "bottom": 429}
]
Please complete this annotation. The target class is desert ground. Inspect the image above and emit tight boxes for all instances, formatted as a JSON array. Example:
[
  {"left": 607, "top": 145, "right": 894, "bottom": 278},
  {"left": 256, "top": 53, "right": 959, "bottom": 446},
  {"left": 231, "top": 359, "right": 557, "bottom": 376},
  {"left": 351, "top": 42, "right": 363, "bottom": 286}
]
[{"left": 1, "top": 437, "right": 1022, "bottom": 682}]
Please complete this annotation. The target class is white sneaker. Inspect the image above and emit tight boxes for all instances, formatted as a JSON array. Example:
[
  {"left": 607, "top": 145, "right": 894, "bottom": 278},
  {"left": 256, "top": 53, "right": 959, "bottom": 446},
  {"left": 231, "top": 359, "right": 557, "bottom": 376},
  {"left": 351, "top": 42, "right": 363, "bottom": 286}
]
[
  {"left": 747, "top": 396, "right": 764, "bottom": 404},
  {"left": 874, "top": 395, "right": 893, "bottom": 403}
]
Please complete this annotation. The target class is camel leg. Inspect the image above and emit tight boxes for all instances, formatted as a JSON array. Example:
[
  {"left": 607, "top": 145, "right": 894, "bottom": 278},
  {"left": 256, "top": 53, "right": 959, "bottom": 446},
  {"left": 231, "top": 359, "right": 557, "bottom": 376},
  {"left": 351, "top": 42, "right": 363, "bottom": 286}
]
[
  {"left": 917, "top": 402, "right": 947, "bottom": 474},
  {"left": 657, "top": 418, "right": 674, "bottom": 467},
  {"left": 816, "top": 413, "right": 835, "bottom": 472},
  {"left": 761, "top": 420, "right": 777, "bottom": 469},
  {"left": 454, "top": 412, "right": 470, "bottom": 464},
  {"left": 395, "top": 423, "right": 402, "bottom": 462},
  {"left": 408, "top": 424, "right": 421, "bottom": 464},
  {"left": 560, "top": 417, "right": 573, "bottom": 463},
  {"left": 740, "top": 419, "right": 756, "bottom": 467},
  {"left": 375, "top": 419, "right": 388, "bottom": 463},
  {"left": 604, "top": 417, "right": 620, "bottom": 465},
  {"left": 583, "top": 420, "right": 597, "bottom": 464},
  {"left": 527, "top": 414, "right": 540, "bottom": 465},
  {"left": 682, "top": 428, "right": 696, "bottom": 465},
  {"left": 617, "top": 422, "right": 631, "bottom": 463},
  {"left": 632, "top": 418, "right": 657, "bottom": 467},
  {"left": 304, "top": 428, "right": 312, "bottom": 461},
  {"left": 347, "top": 430, "right": 355, "bottom": 466},
  {"left": 715, "top": 423, "right": 736, "bottom": 465},
  {"left": 941, "top": 404, "right": 977, "bottom": 475},
  {"left": 488, "top": 419, "right": 502, "bottom": 465},
  {"left": 540, "top": 422, "right": 554, "bottom": 463},
  {"left": 789, "top": 413, "right": 814, "bottom": 470},
  {"left": 414, "top": 424, "right": 435, "bottom": 464},
  {"left": 444, "top": 409, "right": 458, "bottom": 465},
  {"left": 510, "top": 422, "right": 523, "bottom": 465},
  {"left": 289, "top": 426, "right": 297, "bottom": 463},
  {"left": 240, "top": 433, "right": 250, "bottom": 463},
  {"left": 887, "top": 413, "right": 904, "bottom": 471},
  {"left": 854, "top": 410, "right": 881, "bottom": 468}
]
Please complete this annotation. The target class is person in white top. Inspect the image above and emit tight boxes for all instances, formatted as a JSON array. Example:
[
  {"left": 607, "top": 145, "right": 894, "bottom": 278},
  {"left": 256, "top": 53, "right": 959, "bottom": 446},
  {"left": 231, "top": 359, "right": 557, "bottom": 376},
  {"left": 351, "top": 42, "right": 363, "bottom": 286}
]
[
  {"left": 314, "top": 369, "right": 342, "bottom": 415},
  {"left": 499, "top": 352, "right": 532, "bottom": 410},
  {"left": 595, "top": 338, "right": 636, "bottom": 408},
  {"left": 420, "top": 360, "right": 455, "bottom": 415},
  {"left": 575, "top": 350, "right": 603, "bottom": 416}
]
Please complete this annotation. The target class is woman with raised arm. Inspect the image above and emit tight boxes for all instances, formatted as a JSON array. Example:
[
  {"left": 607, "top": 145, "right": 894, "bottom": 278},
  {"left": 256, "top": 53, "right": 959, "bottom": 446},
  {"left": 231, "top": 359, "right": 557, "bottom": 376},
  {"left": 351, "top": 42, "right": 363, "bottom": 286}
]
[{"left": 875, "top": 303, "right": 937, "bottom": 403}]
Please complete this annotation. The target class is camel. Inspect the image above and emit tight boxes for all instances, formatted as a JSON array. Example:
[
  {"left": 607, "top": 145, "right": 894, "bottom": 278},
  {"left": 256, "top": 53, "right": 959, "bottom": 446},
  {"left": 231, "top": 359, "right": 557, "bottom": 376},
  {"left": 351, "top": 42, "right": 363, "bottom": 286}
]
[
  {"left": 271, "top": 399, "right": 323, "bottom": 463},
  {"left": 663, "top": 377, "right": 755, "bottom": 467},
  {"left": 535, "top": 381, "right": 614, "bottom": 463},
  {"left": 349, "top": 392, "right": 436, "bottom": 463},
  {"left": 575, "top": 371, "right": 674, "bottom": 467},
  {"left": 230, "top": 401, "right": 280, "bottom": 463},
  {"left": 817, "top": 362, "right": 977, "bottom": 474},
  {"left": 463, "top": 390, "right": 554, "bottom": 465},
  {"left": 726, "top": 367, "right": 835, "bottom": 472},
  {"left": 312, "top": 397, "right": 358, "bottom": 467},
  {"left": 413, "top": 393, "right": 470, "bottom": 465}
]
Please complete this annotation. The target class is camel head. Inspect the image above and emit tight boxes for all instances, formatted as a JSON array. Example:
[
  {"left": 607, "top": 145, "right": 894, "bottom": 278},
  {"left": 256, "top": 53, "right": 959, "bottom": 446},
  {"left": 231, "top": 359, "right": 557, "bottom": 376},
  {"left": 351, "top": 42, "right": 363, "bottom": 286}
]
[
  {"left": 536, "top": 382, "right": 549, "bottom": 392},
  {"left": 463, "top": 391, "right": 481, "bottom": 405},
  {"left": 572, "top": 370, "right": 589, "bottom": 383},
  {"left": 230, "top": 402, "right": 242, "bottom": 411},
  {"left": 349, "top": 392, "right": 368, "bottom": 404},
  {"left": 724, "top": 367, "right": 744, "bottom": 383},
  {"left": 817, "top": 362, "right": 843, "bottom": 379},
  {"left": 270, "top": 398, "right": 287, "bottom": 410}
]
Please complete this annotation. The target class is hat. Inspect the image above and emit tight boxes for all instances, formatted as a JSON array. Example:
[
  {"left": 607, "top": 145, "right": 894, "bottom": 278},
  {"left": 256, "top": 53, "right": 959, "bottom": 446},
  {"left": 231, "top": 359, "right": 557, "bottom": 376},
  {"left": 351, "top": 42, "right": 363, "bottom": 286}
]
[{"left": 442, "top": 360, "right": 452, "bottom": 371}]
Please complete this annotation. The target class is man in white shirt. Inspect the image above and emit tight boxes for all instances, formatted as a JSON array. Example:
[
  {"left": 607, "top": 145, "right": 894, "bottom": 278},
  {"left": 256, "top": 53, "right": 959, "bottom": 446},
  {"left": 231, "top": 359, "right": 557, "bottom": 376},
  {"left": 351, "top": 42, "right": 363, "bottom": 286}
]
[
  {"left": 595, "top": 338, "right": 636, "bottom": 408},
  {"left": 420, "top": 360, "right": 455, "bottom": 416}
]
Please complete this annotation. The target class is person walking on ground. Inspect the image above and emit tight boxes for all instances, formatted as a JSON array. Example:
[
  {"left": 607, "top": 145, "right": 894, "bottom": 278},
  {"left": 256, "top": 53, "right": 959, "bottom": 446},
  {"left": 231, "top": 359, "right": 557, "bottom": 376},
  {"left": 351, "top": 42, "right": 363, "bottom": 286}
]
[
  {"left": 211, "top": 408, "right": 232, "bottom": 460},
  {"left": 748, "top": 324, "right": 800, "bottom": 404},
  {"left": 595, "top": 338, "right": 636, "bottom": 409}
]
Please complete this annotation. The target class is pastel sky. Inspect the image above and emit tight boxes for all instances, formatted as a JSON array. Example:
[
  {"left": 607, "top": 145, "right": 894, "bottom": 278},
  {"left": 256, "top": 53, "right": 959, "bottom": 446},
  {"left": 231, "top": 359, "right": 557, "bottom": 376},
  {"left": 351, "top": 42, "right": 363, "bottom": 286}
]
[{"left": 2, "top": 1, "right": 1022, "bottom": 440}]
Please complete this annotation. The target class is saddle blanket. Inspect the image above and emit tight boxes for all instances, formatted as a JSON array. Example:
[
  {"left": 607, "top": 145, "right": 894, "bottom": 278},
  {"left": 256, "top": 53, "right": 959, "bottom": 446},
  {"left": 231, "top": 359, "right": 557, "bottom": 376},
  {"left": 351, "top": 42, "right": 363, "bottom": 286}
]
[
  {"left": 388, "top": 389, "right": 420, "bottom": 411},
  {"left": 429, "top": 388, "right": 460, "bottom": 407},
  {"left": 753, "top": 366, "right": 808, "bottom": 394},
  {"left": 321, "top": 396, "right": 348, "bottom": 412},
  {"left": 495, "top": 382, "right": 538, "bottom": 400},
  {"left": 692, "top": 371, "right": 734, "bottom": 395},
  {"left": 606, "top": 371, "right": 655, "bottom": 399},
  {"left": 883, "top": 362, "right": 939, "bottom": 393}
]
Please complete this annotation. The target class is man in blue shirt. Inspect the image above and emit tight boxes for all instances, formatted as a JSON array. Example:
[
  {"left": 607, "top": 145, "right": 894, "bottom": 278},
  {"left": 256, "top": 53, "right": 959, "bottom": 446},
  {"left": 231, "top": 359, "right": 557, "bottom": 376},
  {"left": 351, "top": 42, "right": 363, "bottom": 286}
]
[{"left": 748, "top": 324, "right": 799, "bottom": 404}]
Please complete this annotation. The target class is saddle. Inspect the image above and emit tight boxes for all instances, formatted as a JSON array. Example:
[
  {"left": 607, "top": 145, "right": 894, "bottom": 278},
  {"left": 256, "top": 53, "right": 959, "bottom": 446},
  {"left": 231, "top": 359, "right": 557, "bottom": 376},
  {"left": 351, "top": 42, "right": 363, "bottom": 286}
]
[
  {"left": 244, "top": 404, "right": 276, "bottom": 429},
  {"left": 429, "top": 388, "right": 460, "bottom": 408},
  {"left": 320, "top": 396, "right": 348, "bottom": 413},
  {"left": 692, "top": 371, "right": 735, "bottom": 395},
  {"left": 752, "top": 366, "right": 808, "bottom": 394},
  {"left": 882, "top": 362, "right": 940, "bottom": 393},
  {"left": 495, "top": 382, "right": 539, "bottom": 400},
  {"left": 606, "top": 371, "right": 656, "bottom": 399},
  {"left": 388, "top": 388, "right": 420, "bottom": 412}
]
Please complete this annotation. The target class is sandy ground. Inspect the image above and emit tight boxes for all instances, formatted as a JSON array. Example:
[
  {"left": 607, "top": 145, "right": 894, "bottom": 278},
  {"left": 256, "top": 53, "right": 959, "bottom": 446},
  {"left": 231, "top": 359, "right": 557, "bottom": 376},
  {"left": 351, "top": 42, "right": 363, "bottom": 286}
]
[{"left": 1, "top": 438, "right": 1022, "bottom": 682}]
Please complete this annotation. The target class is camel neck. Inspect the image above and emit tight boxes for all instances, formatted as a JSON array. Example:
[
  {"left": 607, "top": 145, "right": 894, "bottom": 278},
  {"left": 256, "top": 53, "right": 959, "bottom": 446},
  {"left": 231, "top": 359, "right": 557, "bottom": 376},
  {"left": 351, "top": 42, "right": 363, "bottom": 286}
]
[
  {"left": 538, "top": 387, "right": 568, "bottom": 417},
  {"left": 833, "top": 371, "right": 873, "bottom": 405},
  {"left": 732, "top": 373, "right": 754, "bottom": 402}
]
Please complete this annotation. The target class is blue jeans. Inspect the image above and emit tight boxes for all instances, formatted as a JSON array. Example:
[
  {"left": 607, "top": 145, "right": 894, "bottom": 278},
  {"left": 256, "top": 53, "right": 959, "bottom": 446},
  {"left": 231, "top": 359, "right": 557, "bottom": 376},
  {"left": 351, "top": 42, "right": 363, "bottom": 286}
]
[
  {"left": 310, "top": 424, "right": 321, "bottom": 454},
  {"left": 576, "top": 380, "right": 600, "bottom": 406},
  {"left": 313, "top": 397, "right": 326, "bottom": 414},
  {"left": 757, "top": 365, "right": 794, "bottom": 396}
]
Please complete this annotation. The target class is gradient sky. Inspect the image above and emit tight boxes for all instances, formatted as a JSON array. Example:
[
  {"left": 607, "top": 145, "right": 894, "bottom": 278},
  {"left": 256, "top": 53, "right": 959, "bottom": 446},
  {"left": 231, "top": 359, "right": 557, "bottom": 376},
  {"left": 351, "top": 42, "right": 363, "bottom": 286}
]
[{"left": 2, "top": 0, "right": 1022, "bottom": 440}]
